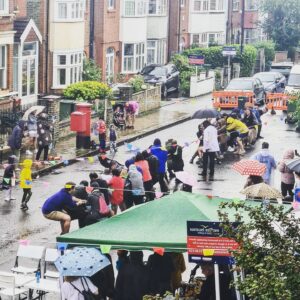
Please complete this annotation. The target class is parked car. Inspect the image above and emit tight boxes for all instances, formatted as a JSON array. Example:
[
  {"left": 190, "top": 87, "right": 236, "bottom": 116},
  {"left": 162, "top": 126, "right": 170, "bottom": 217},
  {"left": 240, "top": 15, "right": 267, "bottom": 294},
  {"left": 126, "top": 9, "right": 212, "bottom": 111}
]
[
  {"left": 270, "top": 62, "right": 293, "bottom": 79},
  {"left": 225, "top": 77, "right": 266, "bottom": 105},
  {"left": 285, "top": 64, "right": 300, "bottom": 94},
  {"left": 140, "top": 64, "right": 180, "bottom": 98},
  {"left": 253, "top": 72, "right": 286, "bottom": 93}
]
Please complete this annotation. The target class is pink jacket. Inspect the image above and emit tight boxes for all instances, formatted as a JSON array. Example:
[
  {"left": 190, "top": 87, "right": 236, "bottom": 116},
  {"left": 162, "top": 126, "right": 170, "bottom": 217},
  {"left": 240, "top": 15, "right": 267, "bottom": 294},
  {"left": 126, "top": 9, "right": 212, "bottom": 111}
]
[
  {"left": 134, "top": 160, "right": 152, "bottom": 182},
  {"left": 278, "top": 150, "right": 295, "bottom": 185}
]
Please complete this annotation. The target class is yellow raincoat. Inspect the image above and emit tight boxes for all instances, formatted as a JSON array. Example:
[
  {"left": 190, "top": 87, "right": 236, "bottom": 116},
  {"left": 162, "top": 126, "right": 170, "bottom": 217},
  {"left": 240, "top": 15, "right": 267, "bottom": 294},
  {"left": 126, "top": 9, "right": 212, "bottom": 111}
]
[
  {"left": 20, "top": 159, "right": 32, "bottom": 189},
  {"left": 226, "top": 117, "right": 249, "bottom": 134}
]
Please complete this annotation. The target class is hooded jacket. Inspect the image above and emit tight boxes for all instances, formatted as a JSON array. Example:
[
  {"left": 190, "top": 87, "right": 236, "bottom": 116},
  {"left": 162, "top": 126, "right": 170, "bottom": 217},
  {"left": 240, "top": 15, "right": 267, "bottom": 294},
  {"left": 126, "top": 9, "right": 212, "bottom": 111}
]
[
  {"left": 150, "top": 144, "right": 168, "bottom": 174},
  {"left": 8, "top": 120, "right": 25, "bottom": 150},
  {"left": 253, "top": 149, "right": 276, "bottom": 184},
  {"left": 37, "top": 117, "right": 53, "bottom": 147},
  {"left": 128, "top": 165, "right": 145, "bottom": 196},
  {"left": 226, "top": 117, "right": 249, "bottom": 134},
  {"left": 278, "top": 149, "right": 295, "bottom": 185},
  {"left": 20, "top": 159, "right": 32, "bottom": 189}
]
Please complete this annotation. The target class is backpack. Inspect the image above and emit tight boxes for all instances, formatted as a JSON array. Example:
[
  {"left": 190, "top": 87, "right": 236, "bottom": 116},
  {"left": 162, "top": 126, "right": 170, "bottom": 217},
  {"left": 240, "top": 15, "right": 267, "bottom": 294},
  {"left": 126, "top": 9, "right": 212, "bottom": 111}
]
[
  {"left": 70, "top": 277, "right": 96, "bottom": 300},
  {"left": 99, "top": 194, "right": 110, "bottom": 215}
]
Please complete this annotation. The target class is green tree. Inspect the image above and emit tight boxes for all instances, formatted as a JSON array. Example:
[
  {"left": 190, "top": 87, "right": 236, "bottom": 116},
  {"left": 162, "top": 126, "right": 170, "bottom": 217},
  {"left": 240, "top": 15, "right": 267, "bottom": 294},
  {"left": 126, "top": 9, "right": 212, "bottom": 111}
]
[
  {"left": 218, "top": 201, "right": 300, "bottom": 300},
  {"left": 260, "top": 0, "right": 300, "bottom": 50},
  {"left": 82, "top": 59, "right": 102, "bottom": 81}
]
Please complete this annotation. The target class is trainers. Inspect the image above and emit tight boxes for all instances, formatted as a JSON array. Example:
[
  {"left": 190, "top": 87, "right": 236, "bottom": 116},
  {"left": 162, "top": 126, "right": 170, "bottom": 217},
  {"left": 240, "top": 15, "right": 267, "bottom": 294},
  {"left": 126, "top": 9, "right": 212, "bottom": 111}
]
[
  {"left": 26, "top": 150, "right": 33, "bottom": 155},
  {"left": 227, "top": 146, "right": 235, "bottom": 152}
]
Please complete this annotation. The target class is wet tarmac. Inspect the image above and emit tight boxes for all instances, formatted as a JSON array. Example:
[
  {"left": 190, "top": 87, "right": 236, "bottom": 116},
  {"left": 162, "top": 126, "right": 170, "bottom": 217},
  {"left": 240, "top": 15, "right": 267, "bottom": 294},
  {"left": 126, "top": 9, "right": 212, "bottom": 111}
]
[{"left": 0, "top": 96, "right": 299, "bottom": 293}]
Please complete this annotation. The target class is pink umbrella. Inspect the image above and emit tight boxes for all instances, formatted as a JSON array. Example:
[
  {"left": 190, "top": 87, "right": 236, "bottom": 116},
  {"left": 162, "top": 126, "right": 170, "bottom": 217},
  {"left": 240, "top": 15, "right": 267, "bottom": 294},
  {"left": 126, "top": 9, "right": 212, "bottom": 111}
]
[{"left": 175, "top": 171, "right": 197, "bottom": 187}]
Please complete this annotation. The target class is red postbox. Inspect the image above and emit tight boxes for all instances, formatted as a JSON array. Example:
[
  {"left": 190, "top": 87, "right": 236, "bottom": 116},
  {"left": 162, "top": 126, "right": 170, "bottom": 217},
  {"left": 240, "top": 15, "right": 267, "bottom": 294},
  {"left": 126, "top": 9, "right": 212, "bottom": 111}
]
[{"left": 70, "top": 103, "right": 92, "bottom": 149}]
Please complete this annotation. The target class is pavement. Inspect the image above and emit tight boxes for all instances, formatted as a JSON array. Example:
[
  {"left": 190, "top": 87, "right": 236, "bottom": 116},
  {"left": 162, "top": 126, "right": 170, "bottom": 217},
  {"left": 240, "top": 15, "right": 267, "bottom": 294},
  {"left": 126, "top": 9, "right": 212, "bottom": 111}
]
[{"left": 0, "top": 93, "right": 299, "bottom": 296}]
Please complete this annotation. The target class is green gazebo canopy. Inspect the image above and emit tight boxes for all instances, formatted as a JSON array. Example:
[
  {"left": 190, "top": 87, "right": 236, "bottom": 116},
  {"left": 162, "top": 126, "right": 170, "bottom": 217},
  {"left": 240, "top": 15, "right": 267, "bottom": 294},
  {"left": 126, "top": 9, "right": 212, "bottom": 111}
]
[{"left": 56, "top": 192, "right": 262, "bottom": 251}]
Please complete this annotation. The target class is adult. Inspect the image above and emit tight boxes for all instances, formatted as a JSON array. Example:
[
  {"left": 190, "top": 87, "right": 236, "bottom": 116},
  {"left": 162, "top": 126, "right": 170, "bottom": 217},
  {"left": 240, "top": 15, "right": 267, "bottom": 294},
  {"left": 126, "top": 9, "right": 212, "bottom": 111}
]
[
  {"left": 98, "top": 118, "right": 107, "bottom": 153},
  {"left": 200, "top": 120, "right": 220, "bottom": 179},
  {"left": 190, "top": 124, "right": 204, "bottom": 164},
  {"left": 253, "top": 104, "right": 266, "bottom": 139},
  {"left": 61, "top": 276, "right": 98, "bottom": 300},
  {"left": 73, "top": 181, "right": 89, "bottom": 228},
  {"left": 253, "top": 142, "right": 276, "bottom": 185},
  {"left": 27, "top": 112, "right": 38, "bottom": 155},
  {"left": 36, "top": 113, "right": 53, "bottom": 161},
  {"left": 42, "top": 182, "right": 86, "bottom": 234},
  {"left": 135, "top": 152, "right": 154, "bottom": 201},
  {"left": 278, "top": 149, "right": 295, "bottom": 197},
  {"left": 150, "top": 138, "right": 169, "bottom": 193},
  {"left": 147, "top": 252, "right": 174, "bottom": 296},
  {"left": 89, "top": 172, "right": 110, "bottom": 205},
  {"left": 115, "top": 251, "right": 148, "bottom": 300},
  {"left": 242, "top": 107, "right": 258, "bottom": 145},
  {"left": 244, "top": 175, "right": 264, "bottom": 189},
  {"left": 168, "top": 140, "right": 184, "bottom": 178},
  {"left": 170, "top": 253, "right": 186, "bottom": 292},
  {"left": 125, "top": 165, "right": 145, "bottom": 208},
  {"left": 142, "top": 150, "right": 159, "bottom": 185},
  {"left": 8, "top": 120, "right": 26, "bottom": 160}
]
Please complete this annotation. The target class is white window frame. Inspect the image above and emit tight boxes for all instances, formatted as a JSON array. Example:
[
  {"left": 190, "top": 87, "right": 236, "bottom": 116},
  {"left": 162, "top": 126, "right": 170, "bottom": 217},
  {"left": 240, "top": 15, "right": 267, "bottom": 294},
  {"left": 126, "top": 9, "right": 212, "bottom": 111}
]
[
  {"left": 147, "top": 39, "right": 166, "bottom": 65},
  {"left": 0, "top": 0, "right": 9, "bottom": 15},
  {"left": 191, "top": 32, "right": 224, "bottom": 47},
  {"left": 122, "top": 42, "right": 146, "bottom": 73},
  {"left": 148, "top": 0, "right": 167, "bottom": 16},
  {"left": 124, "top": 0, "right": 147, "bottom": 17},
  {"left": 107, "top": 0, "right": 115, "bottom": 9},
  {"left": 0, "top": 45, "right": 7, "bottom": 89},
  {"left": 232, "top": 0, "right": 239, "bottom": 11},
  {"left": 106, "top": 47, "right": 115, "bottom": 83},
  {"left": 180, "top": 0, "right": 185, "bottom": 7},
  {"left": 53, "top": 50, "right": 83, "bottom": 88},
  {"left": 193, "top": 0, "right": 224, "bottom": 12},
  {"left": 54, "top": 0, "right": 85, "bottom": 22}
]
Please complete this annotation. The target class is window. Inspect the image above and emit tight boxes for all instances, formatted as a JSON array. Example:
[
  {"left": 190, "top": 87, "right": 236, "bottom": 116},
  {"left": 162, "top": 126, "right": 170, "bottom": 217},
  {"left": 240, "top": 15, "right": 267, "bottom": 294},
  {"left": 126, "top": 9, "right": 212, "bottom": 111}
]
[
  {"left": 0, "top": 0, "right": 8, "bottom": 14},
  {"left": 124, "top": 0, "right": 147, "bottom": 16},
  {"left": 244, "top": 29, "right": 258, "bottom": 44},
  {"left": 107, "top": 0, "right": 115, "bottom": 9},
  {"left": 106, "top": 48, "right": 114, "bottom": 83},
  {"left": 148, "top": 0, "right": 167, "bottom": 15},
  {"left": 191, "top": 32, "right": 223, "bottom": 46},
  {"left": 55, "top": 0, "right": 85, "bottom": 22},
  {"left": 194, "top": 0, "right": 223, "bottom": 11},
  {"left": 147, "top": 39, "right": 166, "bottom": 65},
  {"left": 53, "top": 51, "right": 83, "bottom": 88},
  {"left": 0, "top": 45, "right": 7, "bottom": 89},
  {"left": 180, "top": 0, "right": 185, "bottom": 7},
  {"left": 232, "top": 0, "right": 239, "bottom": 11},
  {"left": 191, "top": 35, "right": 200, "bottom": 45},
  {"left": 193, "top": 0, "right": 208, "bottom": 11},
  {"left": 123, "top": 42, "right": 145, "bottom": 73},
  {"left": 245, "top": 0, "right": 257, "bottom": 10}
]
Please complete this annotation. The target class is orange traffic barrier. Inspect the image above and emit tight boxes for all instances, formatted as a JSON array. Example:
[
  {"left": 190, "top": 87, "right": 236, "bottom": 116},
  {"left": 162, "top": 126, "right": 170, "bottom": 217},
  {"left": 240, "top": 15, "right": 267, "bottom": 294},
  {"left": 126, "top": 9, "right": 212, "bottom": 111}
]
[
  {"left": 212, "top": 91, "right": 255, "bottom": 109},
  {"left": 265, "top": 93, "right": 289, "bottom": 111}
]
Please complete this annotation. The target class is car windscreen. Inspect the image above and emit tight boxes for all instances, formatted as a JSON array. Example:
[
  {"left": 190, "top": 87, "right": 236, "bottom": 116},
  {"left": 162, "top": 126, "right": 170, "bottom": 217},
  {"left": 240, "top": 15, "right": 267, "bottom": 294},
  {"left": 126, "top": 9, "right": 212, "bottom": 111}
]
[
  {"left": 255, "top": 73, "right": 276, "bottom": 82},
  {"left": 226, "top": 80, "right": 253, "bottom": 90},
  {"left": 287, "top": 74, "right": 300, "bottom": 87},
  {"left": 141, "top": 66, "right": 166, "bottom": 76}
]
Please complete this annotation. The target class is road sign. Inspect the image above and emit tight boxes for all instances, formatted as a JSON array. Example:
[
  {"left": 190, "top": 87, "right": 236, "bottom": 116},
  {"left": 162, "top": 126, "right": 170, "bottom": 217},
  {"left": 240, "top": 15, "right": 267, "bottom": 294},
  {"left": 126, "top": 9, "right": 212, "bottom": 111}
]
[
  {"left": 187, "top": 221, "right": 239, "bottom": 264},
  {"left": 188, "top": 55, "right": 205, "bottom": 65},
  {"left": 222, "top": 46, "right": 236, "bottom": 56}
]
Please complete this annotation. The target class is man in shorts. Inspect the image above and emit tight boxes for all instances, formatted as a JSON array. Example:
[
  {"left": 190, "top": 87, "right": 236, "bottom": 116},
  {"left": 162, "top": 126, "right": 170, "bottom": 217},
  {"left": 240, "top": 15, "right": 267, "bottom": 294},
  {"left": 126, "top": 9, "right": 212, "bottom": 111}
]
[{"left": 42, "top": 182, "right": 86, "bottom": 234}]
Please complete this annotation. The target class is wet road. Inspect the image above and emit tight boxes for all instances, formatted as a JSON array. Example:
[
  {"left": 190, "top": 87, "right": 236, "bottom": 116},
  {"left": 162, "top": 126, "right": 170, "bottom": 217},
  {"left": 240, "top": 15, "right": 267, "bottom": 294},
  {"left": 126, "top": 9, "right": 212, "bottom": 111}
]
[{"left": 0, "top": 99, "right": 299, "bottom": 283}]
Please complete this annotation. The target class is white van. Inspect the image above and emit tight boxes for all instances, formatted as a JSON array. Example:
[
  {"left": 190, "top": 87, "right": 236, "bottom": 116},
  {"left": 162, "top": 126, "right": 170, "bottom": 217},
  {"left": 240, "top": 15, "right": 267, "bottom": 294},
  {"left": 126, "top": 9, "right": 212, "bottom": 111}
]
[{"left": 285, "top": 64, "right": 300, "bottom": 94}]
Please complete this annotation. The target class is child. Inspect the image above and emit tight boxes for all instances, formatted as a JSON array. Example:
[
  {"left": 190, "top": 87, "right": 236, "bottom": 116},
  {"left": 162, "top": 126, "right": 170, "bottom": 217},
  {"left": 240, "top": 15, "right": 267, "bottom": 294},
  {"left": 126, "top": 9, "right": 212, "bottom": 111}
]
[
  {"left": 2, "top": 155, "right": 17, "bottom": 201},
  {"left": 20, "top": 159, "right": 33, "bottom": 210},
  {"left": 109, "top": 124, "right": 117, "bottom": 154},
  {"left": 107, "top": 168, "right": 125, "bottom": 214},
  {"left": 98, "top": 118, "right": 107, "bottom": 153}
]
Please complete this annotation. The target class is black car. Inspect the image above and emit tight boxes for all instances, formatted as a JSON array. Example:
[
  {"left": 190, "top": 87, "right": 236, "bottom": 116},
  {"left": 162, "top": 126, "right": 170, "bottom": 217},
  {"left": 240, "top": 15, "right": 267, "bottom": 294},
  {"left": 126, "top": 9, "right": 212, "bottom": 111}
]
[
  {"left": 140, "top": 64, "right": 180, "bottom": 98},
  {"left": 225, "top": 77, "right": 266, "bottom": 105},
  {"left": 253, "top": 72, "right": 286, "bottom": 93}
]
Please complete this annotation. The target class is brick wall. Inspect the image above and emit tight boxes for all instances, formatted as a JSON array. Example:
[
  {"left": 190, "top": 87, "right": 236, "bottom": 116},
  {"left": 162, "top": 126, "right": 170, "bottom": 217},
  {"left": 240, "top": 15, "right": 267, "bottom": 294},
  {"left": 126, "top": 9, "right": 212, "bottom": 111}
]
[{"left": 16, "top": 0, "right": 27, "bottom": 18}]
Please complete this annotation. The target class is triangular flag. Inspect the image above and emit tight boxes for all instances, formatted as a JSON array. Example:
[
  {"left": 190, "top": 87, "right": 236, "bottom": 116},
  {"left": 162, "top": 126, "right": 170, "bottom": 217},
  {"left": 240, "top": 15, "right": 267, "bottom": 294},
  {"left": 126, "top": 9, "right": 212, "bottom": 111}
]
[
  {"left": 207, "top": 195, "right": 213, "bottom": 199},
  {"left": 63, "top": 160, "right": 69, "bottom": 166},
  {"left": 203, "top": 249, "right": 215, "bottom": 256},
  {"left": 153, "top": 247, "right": 165, "bottom": 256},
  {"left": 19, "top": 239, "right": 30, "bottom": 246},
  {"left": 88, "top": 157, "right": 94, "bottom": 163},
  {"left": 111, "top": 101, "right": 116, "bottom": 105},
  {"left": 100, "top": 245, "right": 112, "bottom": 254},
  {"left": 3, "top": 178, "right": 10, "bottom": 184},
  {"left": 49, "top": 161, "right": 56, "bottom": 166},
  {"left": 155, "top": 192, "right": 163, "bottom": 199}
]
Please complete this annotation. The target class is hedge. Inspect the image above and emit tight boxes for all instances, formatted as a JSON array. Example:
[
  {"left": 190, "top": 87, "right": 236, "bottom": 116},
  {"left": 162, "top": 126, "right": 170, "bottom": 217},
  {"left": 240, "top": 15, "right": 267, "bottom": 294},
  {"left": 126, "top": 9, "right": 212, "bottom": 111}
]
[{"left": 63, "top": 81, "right": 112, "bottom": 101}]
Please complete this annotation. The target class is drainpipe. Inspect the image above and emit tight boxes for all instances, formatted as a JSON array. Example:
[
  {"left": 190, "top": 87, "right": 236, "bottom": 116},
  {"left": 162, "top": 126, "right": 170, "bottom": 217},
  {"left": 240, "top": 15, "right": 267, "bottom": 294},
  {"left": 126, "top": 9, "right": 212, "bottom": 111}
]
[
  {"left": 45, "top": 0, "right": 50, "bottom": 93},
  {"left": 89, "top": 0, "right": 95, "bottom": 59},
  {"left": 177, "top": 0, "right": 181, "bottom": 53},
  {"left": 240, "top": 0, "right": 245, "bottom": 53}
]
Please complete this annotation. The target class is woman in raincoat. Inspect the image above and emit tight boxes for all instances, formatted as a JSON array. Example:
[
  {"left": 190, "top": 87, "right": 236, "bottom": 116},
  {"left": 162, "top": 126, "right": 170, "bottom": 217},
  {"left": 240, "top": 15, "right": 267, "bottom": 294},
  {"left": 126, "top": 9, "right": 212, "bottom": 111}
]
[
  {"left": 20, "top": 159, "right": 33, "bottom": 210},
  {"left": 36, "top": 113, "right": 53, "bottom": 161},
  {"left": 278, "top": 149, "right": 295, "bottom": 197}
]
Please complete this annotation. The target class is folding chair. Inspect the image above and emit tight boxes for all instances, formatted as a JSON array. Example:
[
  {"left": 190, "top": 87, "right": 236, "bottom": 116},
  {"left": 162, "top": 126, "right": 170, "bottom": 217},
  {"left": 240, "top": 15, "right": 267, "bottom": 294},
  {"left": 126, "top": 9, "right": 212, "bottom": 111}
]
[
  {"left": 11, "top": 245, "right": 45, "bottom": 275},
  {"left": 43, "top": 248, "right": 60, "bottom": 279},
  {"left": 0, "top": 273, "right": 27, "bottom": 300}
]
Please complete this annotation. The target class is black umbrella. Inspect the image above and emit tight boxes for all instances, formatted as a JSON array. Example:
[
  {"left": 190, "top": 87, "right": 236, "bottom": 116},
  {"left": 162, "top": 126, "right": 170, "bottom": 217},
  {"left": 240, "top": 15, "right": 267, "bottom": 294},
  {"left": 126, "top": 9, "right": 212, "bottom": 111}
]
[
  {"left": 192, "top": 108, "right": 220, "bottom": 119},
  {"left": 286, "top": 158, "right": 300, "bottom": 173}
]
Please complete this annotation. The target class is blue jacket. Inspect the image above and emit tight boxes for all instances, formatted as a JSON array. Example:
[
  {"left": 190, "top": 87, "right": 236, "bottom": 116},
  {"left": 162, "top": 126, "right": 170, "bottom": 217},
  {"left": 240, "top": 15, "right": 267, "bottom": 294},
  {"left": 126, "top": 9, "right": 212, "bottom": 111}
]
[
  {"left": 8, "top": 121, "right": 25, "bottom": 150},
  {"left": 150, "top": 146, "right": 168, "bottom": 174}
]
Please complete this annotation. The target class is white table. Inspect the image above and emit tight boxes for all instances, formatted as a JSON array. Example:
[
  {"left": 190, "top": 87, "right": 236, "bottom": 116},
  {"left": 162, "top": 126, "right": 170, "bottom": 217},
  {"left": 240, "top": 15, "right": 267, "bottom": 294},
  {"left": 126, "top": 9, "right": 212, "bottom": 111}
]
[
  {"left": 0, "top": 271, "right": 35, "bottom": 286},
  {"left": 24, "top": 279, "right": 60, "bottom": 300}
]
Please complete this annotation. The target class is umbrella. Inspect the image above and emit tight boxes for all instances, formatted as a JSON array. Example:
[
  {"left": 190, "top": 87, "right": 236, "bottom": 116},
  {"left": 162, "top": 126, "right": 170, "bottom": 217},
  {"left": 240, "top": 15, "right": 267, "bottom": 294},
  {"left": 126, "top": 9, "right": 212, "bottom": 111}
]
[
  {"left": 54, "top": 247, "right": 111, "bottom": 276},
  {"left": 241, "top": 183, "right": 282, "bottom": 199},
  {"left": 175, "top": 171, "right": 197, "bottom": 187},
  {"left": 22, "top": 106, "right": 45, "bottom": 120},
  {"left": 232, "top": 160, "right": 266, "bottom": 176},
  {"left": 286, "top": 158, "right": 300, "bottom": 173},
  {"left": 192, "top": 109, "right": 220, "bottom": 119}
]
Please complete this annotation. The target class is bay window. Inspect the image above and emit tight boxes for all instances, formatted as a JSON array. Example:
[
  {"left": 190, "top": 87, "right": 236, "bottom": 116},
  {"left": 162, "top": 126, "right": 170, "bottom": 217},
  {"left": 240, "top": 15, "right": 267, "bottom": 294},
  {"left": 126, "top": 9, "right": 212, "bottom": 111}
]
[
  {"left": 147, "top": 40, "right": 166, "bottom": 65},
  {"left": 0, "top": 45, "right": 7, "bottom": 89},
  {"left": 0, "top": 0, "right": 8, "bottom": 15},
  {"left": 191, "top": 32, "right": 224, "bottom": 47},
  {"left": 124, "top": 0, "right": 147, "bottom": 16},
  {"left": 53, "top": 51, "right": 83, "bottom": 88},
  {"left": 55, "top": 0, "right": 85, "bottom": 22},
  {"left": 148, "top": 0, "right": 167, "bottom": 15},
  {"left": 123, "top": 42, "right": 145, "bottom": 73}
]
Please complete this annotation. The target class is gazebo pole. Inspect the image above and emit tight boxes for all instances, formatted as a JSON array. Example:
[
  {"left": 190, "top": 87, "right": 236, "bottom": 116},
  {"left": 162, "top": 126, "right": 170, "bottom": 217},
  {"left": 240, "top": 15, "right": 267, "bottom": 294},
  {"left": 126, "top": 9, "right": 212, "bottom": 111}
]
[{"left": 214, "top": 263, "right": 221, "bottom": 300}]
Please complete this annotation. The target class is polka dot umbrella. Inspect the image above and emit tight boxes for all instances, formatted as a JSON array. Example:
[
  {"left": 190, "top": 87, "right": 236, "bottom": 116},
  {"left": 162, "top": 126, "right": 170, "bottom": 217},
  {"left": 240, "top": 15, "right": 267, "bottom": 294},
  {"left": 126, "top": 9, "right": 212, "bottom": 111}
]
[
  {"left": 232, "top": 159, "right": 267, "bottom": 177},
  {"left": 54, "top": 247, "right": 111, "bottom": 277}
]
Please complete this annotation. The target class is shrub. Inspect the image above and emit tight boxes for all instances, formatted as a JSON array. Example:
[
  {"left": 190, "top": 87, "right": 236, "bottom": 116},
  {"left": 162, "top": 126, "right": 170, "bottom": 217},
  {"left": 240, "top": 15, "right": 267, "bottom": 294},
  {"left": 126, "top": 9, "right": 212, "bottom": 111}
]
[
  {"left": 254, "top": 41, "right": 275, "bottom": 65},
  {"left": 63, "top": 81, "right": 112, "bottom": 101},
  {"left": 128, "top": 75, "right": 145, "bottom": 93},
  {"left": 82, "top": 59, "right": 102, "bottom": 82}
]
